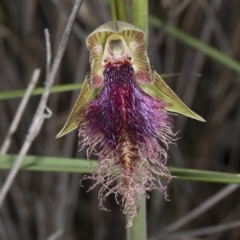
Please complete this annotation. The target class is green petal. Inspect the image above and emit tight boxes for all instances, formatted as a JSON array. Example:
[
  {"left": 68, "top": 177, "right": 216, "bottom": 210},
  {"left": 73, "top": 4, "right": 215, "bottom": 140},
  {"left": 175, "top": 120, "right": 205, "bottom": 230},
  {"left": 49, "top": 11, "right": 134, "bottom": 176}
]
[
  {"left": 138, "top": 72, "right": 206, "bottom": 122},
  {"left": 56, "top": 76, "right": 100, "bottom": 138}
]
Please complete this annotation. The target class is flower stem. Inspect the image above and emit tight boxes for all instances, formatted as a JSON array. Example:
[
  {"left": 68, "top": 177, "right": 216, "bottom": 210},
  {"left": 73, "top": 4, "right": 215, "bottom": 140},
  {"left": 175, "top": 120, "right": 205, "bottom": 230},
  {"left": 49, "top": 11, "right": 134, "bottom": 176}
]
[
  {"left": 129, "top": 0, "right": 148, "bottom": 238},
  {"left": 110, "top": 0, "right": 127, "bottom": 22},
  {"left": 127, "top": 197, "right": 147, "bottom": 240},
  {"left": 132, "top": 0, "right": 148, "bottom": 45}
]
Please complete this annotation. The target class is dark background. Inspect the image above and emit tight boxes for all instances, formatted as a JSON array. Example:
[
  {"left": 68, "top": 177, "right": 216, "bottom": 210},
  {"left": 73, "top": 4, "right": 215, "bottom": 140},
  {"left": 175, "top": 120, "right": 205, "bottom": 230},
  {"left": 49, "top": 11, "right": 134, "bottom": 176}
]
[{"left": 0, "top": 0, "right": 240, "bottom": 239}]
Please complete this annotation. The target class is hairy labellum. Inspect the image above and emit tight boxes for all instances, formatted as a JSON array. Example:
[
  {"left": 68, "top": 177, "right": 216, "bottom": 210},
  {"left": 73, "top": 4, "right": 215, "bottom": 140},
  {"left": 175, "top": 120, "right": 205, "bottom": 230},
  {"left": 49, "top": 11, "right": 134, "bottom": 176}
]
[{"left": 78, "top": 64, "right": 175, "bottom": 227}]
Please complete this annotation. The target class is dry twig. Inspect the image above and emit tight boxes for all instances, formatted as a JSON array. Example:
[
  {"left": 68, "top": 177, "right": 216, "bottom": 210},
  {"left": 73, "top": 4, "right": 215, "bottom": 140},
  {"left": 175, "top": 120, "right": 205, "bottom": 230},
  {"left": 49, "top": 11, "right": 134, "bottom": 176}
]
[
  {"left": 46, "top": 229, "right": 63, "bottom": 240},
  {"left": 162, "top": 184, "right": 239, "bottom": 233},
  {"left": 159, "top": 220, "right": 240, "bottom": 239},
  {"left": 0, "top": 0, "right": 83, "bottom": 208},
  {"left": 0, "top": 69, "right": 40, "bottom": 154}
]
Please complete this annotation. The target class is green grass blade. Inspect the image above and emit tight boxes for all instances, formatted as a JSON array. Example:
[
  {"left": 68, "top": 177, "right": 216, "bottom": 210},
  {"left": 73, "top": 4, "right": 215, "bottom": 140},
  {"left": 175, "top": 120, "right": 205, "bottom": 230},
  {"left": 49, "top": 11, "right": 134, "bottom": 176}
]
[
  {"left": 0, "top": 83, "right": 82, "bottom": 100},
  {"left": 0, "top": 154, "right": 95, "bottom": 173},
  {"left": 0, "top": 72, "right": 201, "bottom": 101},
  {"left": 170, "top": 167, "right": 240, "bottom": 184},
  {"left": 149, "top": 16, "right": 240, "bottom": 73},
  {"left": 1, "top": 154, "right": 240, "bottom": 184}
]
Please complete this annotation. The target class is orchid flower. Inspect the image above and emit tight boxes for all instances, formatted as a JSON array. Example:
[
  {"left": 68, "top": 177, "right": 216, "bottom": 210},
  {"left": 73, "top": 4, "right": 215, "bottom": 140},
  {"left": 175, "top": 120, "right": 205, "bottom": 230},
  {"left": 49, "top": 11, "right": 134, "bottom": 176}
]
[{"left": 57, "top": 21, "right": 205, "bottom": 227}]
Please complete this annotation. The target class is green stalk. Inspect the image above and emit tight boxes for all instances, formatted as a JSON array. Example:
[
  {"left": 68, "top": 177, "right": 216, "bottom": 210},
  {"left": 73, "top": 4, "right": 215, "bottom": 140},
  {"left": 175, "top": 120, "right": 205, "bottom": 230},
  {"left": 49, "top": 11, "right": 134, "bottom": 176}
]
[
  {"left": 130, "top": 1, "right": 148, "bottom": 238},
  {"left": 1, "top": 155, "right": 240, "bottom": 183},
  {"left": 132, "top": 0, "right": 148, "bottom": 45},
  {"left": 110, "top": 0, "right": 127, "bottom": 22},
  {"left": 110, "top": 0, "right": 117, "bottom": 21},
  {"left": 127, "top": 197, "right": 147, "bottom": 240}
]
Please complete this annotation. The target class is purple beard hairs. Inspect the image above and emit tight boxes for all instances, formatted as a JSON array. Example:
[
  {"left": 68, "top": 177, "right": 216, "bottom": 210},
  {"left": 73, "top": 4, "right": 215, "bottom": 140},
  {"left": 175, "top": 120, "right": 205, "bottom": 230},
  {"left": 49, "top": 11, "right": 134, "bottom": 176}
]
[{"left": 77, "top": 64, "right": 175, "bottom": 227}]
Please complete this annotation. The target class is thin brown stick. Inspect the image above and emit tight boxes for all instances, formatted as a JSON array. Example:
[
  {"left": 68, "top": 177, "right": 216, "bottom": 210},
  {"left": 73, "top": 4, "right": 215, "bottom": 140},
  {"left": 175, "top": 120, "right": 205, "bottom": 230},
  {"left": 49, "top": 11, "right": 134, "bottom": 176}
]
[
  {"left": 45, "top": 29, "right": 51, "bottom": 80},
  {"left": 46, "top": 229, "right": 63, "bottom": 240},
  {"left": 0, "top": 0, "right": 83, "bottom": 208},
  {"left": 160, "top": 220, "right": 240, "bottom": 239},
  {"left": 0, "top": 70, "right": 43, "bottom": 208},
  {"left": 162, "top": 184, "right": 239, "bottom": 233},
  {"left": 0, "top": 69, "right": 40, "bottom": 154}
]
